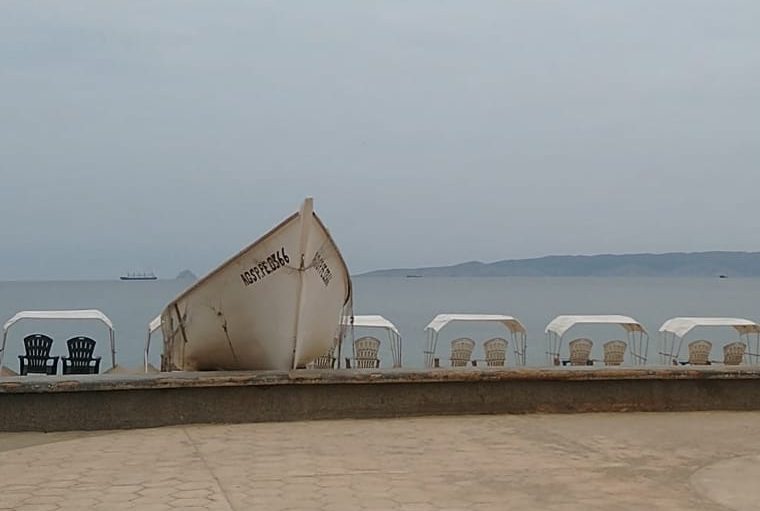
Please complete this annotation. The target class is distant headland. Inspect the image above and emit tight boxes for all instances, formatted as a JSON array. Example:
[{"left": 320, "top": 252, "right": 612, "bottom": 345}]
[
  {"left": 358, "top": 251, "right": 760, "bottom": 278},
  {"left": 176, "top": 270, "right": 198, "bottom": 280}
]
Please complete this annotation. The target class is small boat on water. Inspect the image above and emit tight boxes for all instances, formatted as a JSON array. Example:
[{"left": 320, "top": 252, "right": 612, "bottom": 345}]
[
  {"left": 160, "top": 198, "right": 352, "bottom": 371},
  {"left": 120, "top": 272, "right": 157, "bottom": 281}
]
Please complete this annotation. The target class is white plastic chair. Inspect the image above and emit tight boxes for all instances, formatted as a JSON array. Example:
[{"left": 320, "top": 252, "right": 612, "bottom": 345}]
[
  {"left": 687, "top": 340, "right": 712, "bottom": 365},
  {"left": 723, "top": 342, "right": 746, "bottom": 366},
  {"left": 309, "top": 344, "right": 336, "bottom": 369},
  {"left": 483, "top": 338, "right": 507, "bottom": 367},
  {"left": 568, "top": 338, "right": 593, "bottom": 366},
  {"left": 353, "top": 336, "right": 381, "bottom": 369},
  {"left": 603, "top": 340, "right": 626, "bottom": 366},
  {"left": 450, "top": 338, "right": 475, "bottom": 367}
]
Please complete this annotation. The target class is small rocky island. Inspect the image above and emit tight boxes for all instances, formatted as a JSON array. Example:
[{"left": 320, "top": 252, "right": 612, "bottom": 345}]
[{"left": 176, "top": 269, "right": 198, "bottom": 281}]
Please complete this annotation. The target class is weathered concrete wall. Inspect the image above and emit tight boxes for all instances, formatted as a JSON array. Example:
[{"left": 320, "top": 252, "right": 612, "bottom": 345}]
[{"left": 2, "top": 367, "right": 760, "bottom": 431}]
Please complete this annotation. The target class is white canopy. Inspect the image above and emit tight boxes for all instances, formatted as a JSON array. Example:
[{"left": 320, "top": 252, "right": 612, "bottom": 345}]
[
  {"left": 1, "top": 309, "right": 117, "bottom": 369},
  {"left": 545, "top": 315, "right": 647, "bottom": 337},
  {"left": 3, "top": 309, "right": 114, "bottom": 333},
  {"left": 144, "top": 315, "right": 164, "bottom": 372},
  {"left": 424, "top": 314, "right": 527, "bottom": 334},
  {"left": 423, "top": 314, "right": 527, "bottom": 367},
  {"left": 544, "top": 314, "right": 650, "bottom": 366},
  {"left": 148, "top": 315, "right": 162, "bottom": 334},
  {"left": 341, "top": 315, "right": 403, "bottom": 368},
  {"left": 659, "top": 317, "right": 760, "bottom": 338},
  {"left": 342, "top": 315, "right": 400, "bottom": 336}
]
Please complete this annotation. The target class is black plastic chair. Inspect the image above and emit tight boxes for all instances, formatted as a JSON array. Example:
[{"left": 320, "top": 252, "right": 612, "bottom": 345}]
[
  {"left": 61, "top": 336, "right": 101, "bottom": 375},
  {"left": 18, "top": 334, "right": 59, "bottom": 375}
]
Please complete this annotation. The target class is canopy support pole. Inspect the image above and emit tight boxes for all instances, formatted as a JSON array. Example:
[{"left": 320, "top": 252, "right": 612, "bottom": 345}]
[
  {"left": 546, "top": 333, "right": 562, "bottom": 366},
  {"left": 336, "top": 331, "right": 343, "bottom": 369},
  {"left": 0, "top": 331, "right": 7, "bottom": 371},
  {"left": 110, "top": 329, "right": 116, "bottom": 368},
  {"left": 144, "top": 330, "right": 152, "bottom": 372},
  {"left": 391, "top": 331, "right": 400, "bottom": 368},
  {"left": 644, "top": 332, "right": 650, "bottom": 365}
]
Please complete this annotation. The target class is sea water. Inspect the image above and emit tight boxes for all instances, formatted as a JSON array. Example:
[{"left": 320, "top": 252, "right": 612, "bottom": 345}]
[
  {"left": 0, "top": 276, "right": 758, "bottom": 370},
  {"left": 347, "top": 276, "right": 760, "bottom": 367}
]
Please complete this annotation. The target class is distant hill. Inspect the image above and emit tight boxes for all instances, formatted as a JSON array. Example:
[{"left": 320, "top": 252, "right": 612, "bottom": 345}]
[{"left": 359, "top": 252, "right": 760, "bottom": 278}]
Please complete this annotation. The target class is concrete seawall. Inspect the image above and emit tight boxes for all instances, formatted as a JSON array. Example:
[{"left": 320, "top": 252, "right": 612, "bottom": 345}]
[{"left": 2, "top": 367, "right": 760, "bottom": 431}]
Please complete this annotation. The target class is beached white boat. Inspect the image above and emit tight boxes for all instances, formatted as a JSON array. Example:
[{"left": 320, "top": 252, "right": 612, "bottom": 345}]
[{"left": 160, "top": 198, "right": 352, "bottom": 371}]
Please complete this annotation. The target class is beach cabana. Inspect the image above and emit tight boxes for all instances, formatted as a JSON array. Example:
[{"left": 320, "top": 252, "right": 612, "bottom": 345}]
[
  {"left": 0, "top": 309, "right": 117, "bottom": 371},
  {"left": 659, "top": 317, "right": 760, "bottom": 365},
  {"left": 144, "top": 315, "right": 162, "bottom": 372},
  {"left": 545, "top": 315, "right": 649, "bottom": 366},
  {"left": 423, "top": 314, "right": 527, "bottom": 368},
  {"left": 341, "top": 315, "right": 403, "bottom": 368}
]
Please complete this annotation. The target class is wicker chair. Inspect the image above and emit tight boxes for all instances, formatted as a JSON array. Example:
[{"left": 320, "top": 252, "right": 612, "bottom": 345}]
[
  {"left": 723, "top": 342, "right": 746, "bottom": 366},
  {"left": 568, "top": 338, "right": 593, "bottom": 366},
  {"left": 450, "top": 338, "right": 476, "bottom": 367},
  {"left": 483, "top": 338, "right": 507, "bottom": 367},
  {"left": 352, "top": 336, "right": 380, "bottom": 369},
  {"left": 687, "top": 340, "right": 712, "bottom": 365},
  {"left": 603, "top": 340, "right": 627, "bottom": 366}
]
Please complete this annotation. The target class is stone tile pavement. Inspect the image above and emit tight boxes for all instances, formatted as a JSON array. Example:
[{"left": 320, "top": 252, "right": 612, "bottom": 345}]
[{"left": 1, "top": 412, "right": 760, "bottom": 510}]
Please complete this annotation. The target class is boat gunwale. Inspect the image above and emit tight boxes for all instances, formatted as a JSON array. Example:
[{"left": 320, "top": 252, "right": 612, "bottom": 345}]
[
  {"left": 163, "top": 206, "right": 352, "bottom": 312},
  {"left": 162, "top": 211, "right": 299, "bottom": 308}
]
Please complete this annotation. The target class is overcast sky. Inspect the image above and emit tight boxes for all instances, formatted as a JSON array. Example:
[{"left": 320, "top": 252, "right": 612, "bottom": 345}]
[{"left": 1, "top": 1, "right": 759, "bottom": 279}]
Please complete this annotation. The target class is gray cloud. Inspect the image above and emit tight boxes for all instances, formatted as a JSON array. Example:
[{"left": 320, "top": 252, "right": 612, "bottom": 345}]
[{"left": 1, "top": 1, "right": 759, "bottom": 279}]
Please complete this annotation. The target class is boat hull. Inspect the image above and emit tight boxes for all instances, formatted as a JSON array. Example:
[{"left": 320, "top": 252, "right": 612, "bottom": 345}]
[{"left": 160, "top": 200, "right": 351, "bottom": 371}]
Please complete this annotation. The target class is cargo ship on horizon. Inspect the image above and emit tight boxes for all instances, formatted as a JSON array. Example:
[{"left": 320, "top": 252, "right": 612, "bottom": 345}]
[{"left": 120, "top": 272, "right": 158, "bottom": 281}]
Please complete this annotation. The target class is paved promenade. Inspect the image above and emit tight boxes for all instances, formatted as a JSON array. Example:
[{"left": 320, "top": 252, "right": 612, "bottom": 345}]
[{"left": 1, "top": 412, "right": 760, "bottom": 510}]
